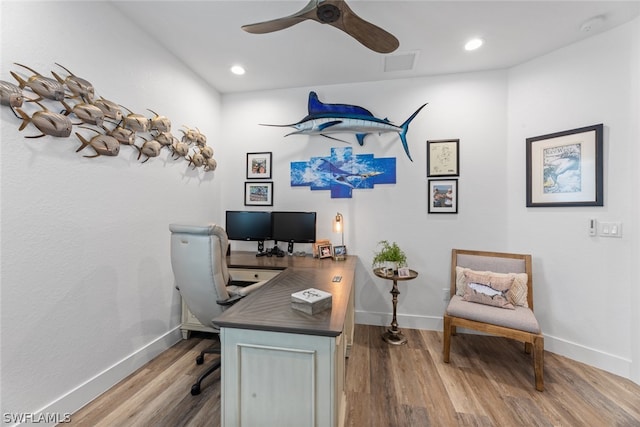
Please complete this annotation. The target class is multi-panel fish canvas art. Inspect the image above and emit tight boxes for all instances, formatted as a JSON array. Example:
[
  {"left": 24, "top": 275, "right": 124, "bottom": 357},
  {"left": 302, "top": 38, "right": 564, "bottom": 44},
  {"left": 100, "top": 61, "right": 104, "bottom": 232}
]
[{"left": 291, "top": 147, "right": 396, "bottom": 198}]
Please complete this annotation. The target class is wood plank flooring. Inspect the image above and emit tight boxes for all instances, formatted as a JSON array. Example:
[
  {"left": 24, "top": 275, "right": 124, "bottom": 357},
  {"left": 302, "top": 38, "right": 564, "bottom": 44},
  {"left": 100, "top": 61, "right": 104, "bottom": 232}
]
[{"left": 65, "top": 325, "right": 640, "bottom": 426}]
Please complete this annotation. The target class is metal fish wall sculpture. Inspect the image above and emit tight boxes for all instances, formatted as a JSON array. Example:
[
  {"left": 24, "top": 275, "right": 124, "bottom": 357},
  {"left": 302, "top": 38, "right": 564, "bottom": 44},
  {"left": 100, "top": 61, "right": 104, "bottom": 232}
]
[
  {"left": 1, "top": 62, "right": 217, "bottom": 173},
  {"left": 262, "top": 91, "right": 427, "bottom": 161}
]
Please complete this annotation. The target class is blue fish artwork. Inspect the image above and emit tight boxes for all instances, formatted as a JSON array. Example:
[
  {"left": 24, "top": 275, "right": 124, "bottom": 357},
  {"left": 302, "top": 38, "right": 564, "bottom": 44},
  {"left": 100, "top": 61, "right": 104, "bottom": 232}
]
[
  {"left": 291, "top": 147, "right": 396, "bottom": 198},
  {"left": 263, "top": 92, "right": 427, "bottom": 161}
]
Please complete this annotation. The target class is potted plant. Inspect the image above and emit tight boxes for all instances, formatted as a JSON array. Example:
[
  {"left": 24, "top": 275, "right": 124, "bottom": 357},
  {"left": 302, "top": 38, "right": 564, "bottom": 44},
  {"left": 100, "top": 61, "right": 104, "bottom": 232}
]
[{"left": 372, "top": 240, "right": 407, "bottom": 276}]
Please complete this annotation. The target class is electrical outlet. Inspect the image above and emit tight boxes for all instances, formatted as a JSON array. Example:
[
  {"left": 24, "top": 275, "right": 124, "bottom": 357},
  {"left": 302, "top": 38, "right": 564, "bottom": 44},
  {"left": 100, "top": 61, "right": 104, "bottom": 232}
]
[{"left": 442, "top": 288, "right": 450, "bottom": 301}]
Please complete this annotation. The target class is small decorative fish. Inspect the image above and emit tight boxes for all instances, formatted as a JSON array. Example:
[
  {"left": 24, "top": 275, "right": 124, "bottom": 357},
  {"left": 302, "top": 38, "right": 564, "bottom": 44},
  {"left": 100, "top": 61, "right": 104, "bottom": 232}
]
[
  {"left": 170, "top": 140, "right": 190, "bottom": 159},
  {"left": 61, "top": 100, "right": 104, "bottom": 126},
  {"left": 93, "top": 97, "right": 122, "bottom": 121},
  {"left": 199, "top": 145, "right": 214, "bottom": 159},
  {"left": 0, "top": 80, "right": 25, "bottom": 108},
  {"left": 180, "top": 126, "right": 199, "bottom": 144},
  {"left": 154, "top": 131, "right": 178, "bottom": 148},
  {"left": 15, "top": 101, "right": 72, "bottom": 138},
  {"left": 104, "top": 126, "right": 136, "bottom": 146},
  {"left": 187, "top": 152, "right": 205, "bottom": 169},
  {"left": 11, "top": 63, "right": 65, "bottom": 102},
  {"left": 147, "top": 109, "right": 171, "bottom": 133},
  {"left": 136, "top": 137, "right": 162, "bottom": 163},
  {"left": 120, "top": 105, "right": 149, "bottom": 133},
  {"left": 51, "top": 63, "right": 95, "bottom": 102},
  {"left": 203, "top": 157, "right": 217, "bottom": 172},
  {"left": 75, "top": 128, "right": 120, "bottom": 158}
]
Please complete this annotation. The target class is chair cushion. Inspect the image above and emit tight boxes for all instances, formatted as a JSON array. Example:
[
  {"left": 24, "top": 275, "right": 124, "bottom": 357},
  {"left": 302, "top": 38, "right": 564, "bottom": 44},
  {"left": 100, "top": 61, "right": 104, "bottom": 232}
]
[
  {"left": 446, "top": 295, "right": 540, "bottom": 333},
  {"left": 456, "top": 266, "right": 529, "bottom": 307}
]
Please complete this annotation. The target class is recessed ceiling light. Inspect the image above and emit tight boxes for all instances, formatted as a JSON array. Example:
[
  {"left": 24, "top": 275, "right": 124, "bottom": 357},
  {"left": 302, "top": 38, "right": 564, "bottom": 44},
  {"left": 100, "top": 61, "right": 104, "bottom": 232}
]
[
  {"left": 230, "top": 65, "right": 245, "bottom": 75},
  {"left": 464, "top": 38, "right": 484, "bottom": 51}
]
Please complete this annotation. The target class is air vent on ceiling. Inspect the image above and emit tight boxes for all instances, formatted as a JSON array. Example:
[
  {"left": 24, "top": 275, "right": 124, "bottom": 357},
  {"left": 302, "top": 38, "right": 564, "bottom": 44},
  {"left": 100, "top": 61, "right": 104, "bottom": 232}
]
[{"left": 383, "top": 51, "right": 418, "bottom": 72}]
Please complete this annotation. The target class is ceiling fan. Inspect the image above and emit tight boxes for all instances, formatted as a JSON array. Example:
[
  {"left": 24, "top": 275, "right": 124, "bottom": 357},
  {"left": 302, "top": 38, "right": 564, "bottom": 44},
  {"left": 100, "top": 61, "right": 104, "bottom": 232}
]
[{"left": 241, "top": 0, "right": 399, "bottom": 54}]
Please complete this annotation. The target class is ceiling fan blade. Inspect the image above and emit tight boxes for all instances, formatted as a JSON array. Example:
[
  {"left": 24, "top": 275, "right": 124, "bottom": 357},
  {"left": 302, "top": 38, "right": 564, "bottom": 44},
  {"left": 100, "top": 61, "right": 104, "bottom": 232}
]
[
  {"left": 330, "top": 2, "right": 399, "bottom": 54},
  {"left": 241, "top": 0, "right": 318, "bottom": 34}
]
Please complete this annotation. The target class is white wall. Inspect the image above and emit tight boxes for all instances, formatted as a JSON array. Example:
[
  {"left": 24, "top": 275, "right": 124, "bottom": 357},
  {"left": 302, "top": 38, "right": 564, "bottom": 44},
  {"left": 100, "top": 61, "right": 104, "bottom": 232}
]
[
  {"left": 220, "top": 72, "right": 509, "bottom": 331},
  {"left": 507, "top": 17, "right": 639, "bottom": 382},
  {"left": 1, "top": 1, "right": 222, "bottom": 421},
  {"left": 221, "top": 18, "right": 640, "bottom": 383}
]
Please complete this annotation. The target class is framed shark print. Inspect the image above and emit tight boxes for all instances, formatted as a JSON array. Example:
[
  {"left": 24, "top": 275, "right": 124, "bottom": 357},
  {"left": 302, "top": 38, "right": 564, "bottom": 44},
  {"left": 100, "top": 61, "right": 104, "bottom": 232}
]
[{"left": 526, "top": 124, "right": 603, "bottom": 207}]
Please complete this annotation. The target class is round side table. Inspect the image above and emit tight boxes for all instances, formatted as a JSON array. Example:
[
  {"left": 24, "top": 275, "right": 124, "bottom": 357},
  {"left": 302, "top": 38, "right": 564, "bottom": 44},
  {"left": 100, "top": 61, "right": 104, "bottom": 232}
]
[{"left": 373, "top": 267, "right": 418, "bottom": 345}]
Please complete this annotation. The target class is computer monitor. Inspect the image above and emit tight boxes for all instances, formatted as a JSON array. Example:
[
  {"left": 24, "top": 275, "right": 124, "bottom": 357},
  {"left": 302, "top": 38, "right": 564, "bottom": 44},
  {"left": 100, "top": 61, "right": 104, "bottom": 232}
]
[
  {"left": 225, "top": 211, "right": 272, "bottom": 252},
  {"left": 271, "top": 211, "right": 317, "bottom": 254}
]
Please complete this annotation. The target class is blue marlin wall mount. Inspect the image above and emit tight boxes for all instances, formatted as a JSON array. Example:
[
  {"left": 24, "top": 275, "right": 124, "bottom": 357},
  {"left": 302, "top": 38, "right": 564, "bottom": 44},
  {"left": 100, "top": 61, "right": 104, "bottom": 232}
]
[{"left": 261, "top": 91, "right": 427, "bottom": 161}]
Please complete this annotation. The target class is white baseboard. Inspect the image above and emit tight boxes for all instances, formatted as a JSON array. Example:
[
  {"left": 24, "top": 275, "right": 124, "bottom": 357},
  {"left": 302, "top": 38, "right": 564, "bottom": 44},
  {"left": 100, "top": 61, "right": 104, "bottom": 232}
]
[
  {"left": 355, "top": 310, "right": 634, "bottom": 382},
  {"left": 27, "top": 327, "right": 183, "bottom": 427}
]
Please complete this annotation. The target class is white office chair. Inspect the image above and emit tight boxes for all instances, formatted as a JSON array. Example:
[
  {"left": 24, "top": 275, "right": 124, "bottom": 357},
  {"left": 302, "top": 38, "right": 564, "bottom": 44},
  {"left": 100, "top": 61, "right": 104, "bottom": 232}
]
[{"left": 169, "top": 223, "right": 266, "bottom": 395}]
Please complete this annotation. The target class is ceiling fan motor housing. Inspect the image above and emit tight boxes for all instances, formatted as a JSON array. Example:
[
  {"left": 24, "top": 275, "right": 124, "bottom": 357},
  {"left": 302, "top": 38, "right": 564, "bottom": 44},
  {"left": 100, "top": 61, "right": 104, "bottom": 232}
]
[{"left": 317, "top": 4, "right": 340, "bottom": 23}]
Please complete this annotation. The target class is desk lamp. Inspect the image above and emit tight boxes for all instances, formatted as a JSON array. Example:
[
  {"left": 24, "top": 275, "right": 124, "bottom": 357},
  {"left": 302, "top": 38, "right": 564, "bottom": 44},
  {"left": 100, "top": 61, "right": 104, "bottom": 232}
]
[{"left": 333, "top": 212, "right": 344, "bottom": 246}]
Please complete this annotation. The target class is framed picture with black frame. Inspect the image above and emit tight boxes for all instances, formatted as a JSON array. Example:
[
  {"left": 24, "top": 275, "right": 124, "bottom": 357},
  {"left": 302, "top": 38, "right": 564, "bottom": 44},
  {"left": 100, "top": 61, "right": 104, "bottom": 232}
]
[
  {"left": 428, "top": 179, "right": 458, "bottom": 214},
  {"left": 427, "top": 139, "right": 459, "bottom": 177},
  {"left": 526, "top": 124, "right": 603, "bottom": 207},
  {"left": 246, "top": 152, "right": 272, "bottom": 179},
  {"left": 244, "top": 181, "right": 273, "bottom": 206}
]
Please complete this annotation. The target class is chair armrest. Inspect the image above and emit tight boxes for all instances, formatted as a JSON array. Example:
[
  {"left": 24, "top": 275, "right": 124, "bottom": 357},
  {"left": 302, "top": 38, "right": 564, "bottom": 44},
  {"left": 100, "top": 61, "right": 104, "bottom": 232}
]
[
  {"left": 234, "top": 280, "right": 268, "bottom": 296},
  {"left": 217, "top": 294, "right": 244, "bottom": 306}
]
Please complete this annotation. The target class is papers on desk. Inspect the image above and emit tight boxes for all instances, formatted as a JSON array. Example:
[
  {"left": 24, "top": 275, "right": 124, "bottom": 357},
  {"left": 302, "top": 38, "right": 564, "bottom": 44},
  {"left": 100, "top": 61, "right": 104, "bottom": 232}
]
[{"left": 291, "top": 288, "right": 332, "bottom": 315}]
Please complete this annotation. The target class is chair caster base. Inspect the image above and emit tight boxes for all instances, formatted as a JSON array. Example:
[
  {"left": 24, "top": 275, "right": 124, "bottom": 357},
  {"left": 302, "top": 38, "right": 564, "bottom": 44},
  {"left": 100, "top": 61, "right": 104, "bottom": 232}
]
[{"left": 191, "top": 384, "right": 201, "bottom": 396}]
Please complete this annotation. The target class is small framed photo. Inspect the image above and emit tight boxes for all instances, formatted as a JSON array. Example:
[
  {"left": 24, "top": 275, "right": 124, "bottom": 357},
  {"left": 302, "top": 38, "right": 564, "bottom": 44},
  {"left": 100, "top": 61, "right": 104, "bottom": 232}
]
[
  {"left": 397, "top": 267, "right": 411, "bottom": 278},
  {"left": 246, "top": 152, "right": 272, "bottom": 179},
  {"left": 318, "top": 244, "right": 333, "bottom": 259},
  {"left": 427, "top": 139, "right": 459, "bottom": 177},
  {"left": 526, "top": 124, "right": 603, "bottom": 207},
  {"left": 428, "top": 179, "right": 458, "bottom": 214},
  {"left": 333, "top": 245, "right": 347, "bottom": 261},
  {"left": 244, "top": 181, "right": 273, "bottom": 206},
  {"left": 313, "top": 239, "right": 331, "bottom": 258}
]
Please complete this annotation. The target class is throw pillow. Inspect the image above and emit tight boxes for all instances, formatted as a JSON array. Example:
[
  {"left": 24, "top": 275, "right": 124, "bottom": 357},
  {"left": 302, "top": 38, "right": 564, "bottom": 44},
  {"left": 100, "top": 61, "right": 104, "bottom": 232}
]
[
  {"left": 462, "top": 270, "right": 515, "bottom": 309},
  {"left": 455, "top": 266, "right": 529, "bottom": 307}
]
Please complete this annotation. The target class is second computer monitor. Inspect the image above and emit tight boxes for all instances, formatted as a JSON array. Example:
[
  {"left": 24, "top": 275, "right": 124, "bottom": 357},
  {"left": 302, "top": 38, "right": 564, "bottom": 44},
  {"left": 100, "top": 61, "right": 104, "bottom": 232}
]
[{"left": 271, "top": 211, "right": 317, "bottom": 254}]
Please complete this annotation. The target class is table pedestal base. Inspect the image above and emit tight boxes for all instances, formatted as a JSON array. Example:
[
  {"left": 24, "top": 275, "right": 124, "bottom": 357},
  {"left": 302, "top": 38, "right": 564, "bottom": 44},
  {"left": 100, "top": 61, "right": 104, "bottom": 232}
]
[{"left": 382, "top": 328, "right": 407, "bottom": 345}]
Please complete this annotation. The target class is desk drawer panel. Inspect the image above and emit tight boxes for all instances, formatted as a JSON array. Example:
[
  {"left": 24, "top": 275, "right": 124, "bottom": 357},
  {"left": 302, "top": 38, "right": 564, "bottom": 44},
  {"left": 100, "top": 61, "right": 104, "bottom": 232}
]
[{"left": 229, "top": 268, "right": 281, "bottom": 282}]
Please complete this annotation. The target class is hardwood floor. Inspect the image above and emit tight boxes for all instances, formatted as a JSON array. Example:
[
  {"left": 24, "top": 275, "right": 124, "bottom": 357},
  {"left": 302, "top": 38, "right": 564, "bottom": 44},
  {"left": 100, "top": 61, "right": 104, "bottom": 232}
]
[{"left": 65, "top": 325, "right": 640, "bottom": 426}]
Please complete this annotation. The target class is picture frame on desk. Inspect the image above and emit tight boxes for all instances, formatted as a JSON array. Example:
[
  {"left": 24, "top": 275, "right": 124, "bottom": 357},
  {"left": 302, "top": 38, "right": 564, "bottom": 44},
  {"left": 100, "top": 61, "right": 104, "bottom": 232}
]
[
  {"left": 333, "top": 245, "right": 346, "bottom": 261},
  {"left": 318, "top": 244, "right": 333, "bottom": 259},
  {"left": 246, "top": 152, "right": 272, "bottom": 179},
  {"left": 313, "top": 239, "right": 330, "bottom": 258},
  {"left": 244, "top": 181, "right": 273, "bottom": 206}
]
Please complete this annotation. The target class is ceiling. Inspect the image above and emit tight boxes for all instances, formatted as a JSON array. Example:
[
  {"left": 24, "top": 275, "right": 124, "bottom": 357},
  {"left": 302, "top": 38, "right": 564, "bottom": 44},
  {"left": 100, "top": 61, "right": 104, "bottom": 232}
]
[{"left": 112, "top": 1, "right": 640, "bottom": 94}]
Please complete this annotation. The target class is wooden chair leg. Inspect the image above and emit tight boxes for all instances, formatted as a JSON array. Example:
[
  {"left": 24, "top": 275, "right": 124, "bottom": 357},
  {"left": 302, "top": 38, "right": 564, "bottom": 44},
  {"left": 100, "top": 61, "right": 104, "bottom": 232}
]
[
  {"left": 533, "top": 335, "right": 544, "bottom": 392},
  {"left": 443, "top": 315, "right": 452, "bottom": 363}
]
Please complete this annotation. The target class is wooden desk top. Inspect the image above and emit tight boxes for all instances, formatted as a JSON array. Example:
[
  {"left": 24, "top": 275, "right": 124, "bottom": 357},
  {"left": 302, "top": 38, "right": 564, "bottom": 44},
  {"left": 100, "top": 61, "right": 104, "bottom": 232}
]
[{"left": 215, "top": 252, "right": 356, "bottom": 337}]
